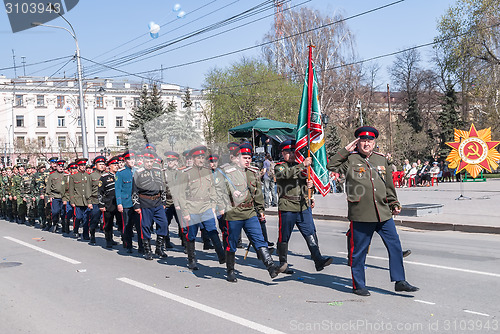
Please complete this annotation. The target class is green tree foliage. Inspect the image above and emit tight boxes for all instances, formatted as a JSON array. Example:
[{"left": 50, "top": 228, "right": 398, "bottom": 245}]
[
  {"left": 202, "top": 58, "right": 301, "bottom": 144},
  {"left": 128, "top": 87, "right": 151, "bottom": 143},
  {"left": 392, "top": 120, "right": 431, "bottom": 165},
  {"left": 406, "top": 96, "right": 422, "bottom": 133},
  {"left": 435, "top": 0, "right": 500, "bottom": 133},
  {"left": 437, "top": 81, "right": 463, "bottom": 159},
  {"left": 325, "top": 122, "right": 341, "bottom": 158}
]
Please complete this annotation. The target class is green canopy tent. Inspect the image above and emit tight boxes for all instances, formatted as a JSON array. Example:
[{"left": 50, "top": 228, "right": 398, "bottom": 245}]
[
  {"left": 228, "top": 117, "right": 296, "bottom": 142},
  {"left": 228, "top": 117, "right": 296, "bottom": 159}
]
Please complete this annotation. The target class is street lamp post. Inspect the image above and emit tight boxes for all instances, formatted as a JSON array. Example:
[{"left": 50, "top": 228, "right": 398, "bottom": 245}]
[
  {"left": 100, "top": 147, "right": 111, "bottom": 158},
  {"left": 356, "top": 100, "right": 363, "bottom": 127},
  {"left": 32, "top": 17, "right": 89, "bottom": 159}
]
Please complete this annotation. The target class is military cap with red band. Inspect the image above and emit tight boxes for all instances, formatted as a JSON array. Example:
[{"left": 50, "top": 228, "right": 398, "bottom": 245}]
[
  {"left": 142, "top": 149, "right": 156, "bottom": 159},
  {"left": 107, "top": 156, "right": 121, "bottom": 166},
  {"left": 122, "top": 150, "right": 135, "bottom": 159},
  {"left": 164, "top": 151, "right": 179, "bottom": 160},
  {"left": 48, "top": 157, "right": 59, "bottom": 163},
  {"left": 56, "top": 159, "right": 66, "bottom": 166},
  {"left": 93, "top": 156, "right": 106, "bottom": 164},
  {"left": 279, "top": 139, "right": 296, "bottom": 151},
  {"left": 233, "top": 143, "right": 253, "bottom": 156},
  {"left": 354, "top": 126, "right": 379, "bottom": 139},
  {"left": 144, "top": 142, "right": 156, "bottom": 152},
  {"left": 76, "top": 158, "right": 88, "bottom": 166},
  {"left": 189, "top": 145, "right": 207, "bottom": 157},
  {"left": 207, "top": 154, "right": 219, "bottom": 161},
  {"left": 68, "top": 162, "right": 77, "bottom": 169},
  {"left": 227, "top": 142, "right": 240, "bottom": 152}
]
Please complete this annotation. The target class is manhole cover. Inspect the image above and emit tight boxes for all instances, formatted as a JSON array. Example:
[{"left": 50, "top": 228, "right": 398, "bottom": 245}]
[{"left": 0, "top": 262, "right": 22, "bottom": 268}]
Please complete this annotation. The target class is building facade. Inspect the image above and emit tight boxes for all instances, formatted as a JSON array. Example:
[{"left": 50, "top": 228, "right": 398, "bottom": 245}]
[{"left": 0, "top": 76, "right": 206, "bottom": 166}]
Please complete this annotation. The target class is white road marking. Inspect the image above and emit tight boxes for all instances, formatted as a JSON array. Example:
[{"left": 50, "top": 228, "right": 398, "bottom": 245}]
[
  {"left": 464, "top": 310, "right": 490, "bottom": 317},
  {"left": 414, "top": 300, "right": 435, "bottom": 305},
  {"left": 338, "top": 252, "right": 500, "bottom": 278},
  {"left": 117, "top": 277, "right": 286, "bottom": 334},
  {"left": 332, "top": 282, "right": 351, "bottom": 288},
  {"left": 4, "top": 236, "right": 81, "bottom": 264}
]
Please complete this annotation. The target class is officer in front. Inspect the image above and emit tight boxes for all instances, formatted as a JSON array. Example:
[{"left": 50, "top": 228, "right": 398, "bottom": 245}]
[{"left": 327, "top": 126, "right": 419, "bottom": 296}]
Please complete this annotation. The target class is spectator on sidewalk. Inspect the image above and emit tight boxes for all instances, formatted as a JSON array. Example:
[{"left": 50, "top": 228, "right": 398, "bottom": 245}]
[
  {"left": 405, "top": 162, "right": 418, "bottom": 187},
  {"left": 262, "top": 153, "right": 277, "bottom": 207},
  {"left": 416, "top": 160, "right": 431, "bottom": 186}
]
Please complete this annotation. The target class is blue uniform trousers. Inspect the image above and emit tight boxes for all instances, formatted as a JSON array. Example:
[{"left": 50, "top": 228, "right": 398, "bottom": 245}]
[
  {"left": 186, "top": 209, "right": 217, "bottom": 242},
  {"left": 65, "top": 202, "right": 73, "bottom": 221},
  {"left": 122, "top": 207, "right": 141, "bottom": 248},
  {"left": 140, "top": 206, "right": 168, "bottom": 240},
  {"left": 278, "top": 208, "right": 316, "bottom": 243},
  {"left": 225, "top": 215, "right": 266, "bottom": 252},
  {"left": 349, "top": 218, "right": 405, "bottom": 290},
  {"left": 87, "top": 204, "right": 101, "bottom": 230},
  {"left": 73, "top": 206, "right": 89, "bottom": 233},
  {"left": 51, "top": 198, "right": 63, "bottom": 224}
]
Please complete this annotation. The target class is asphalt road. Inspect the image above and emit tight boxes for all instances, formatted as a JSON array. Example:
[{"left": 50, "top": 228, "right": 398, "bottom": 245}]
[{"left": 1, "top": 218, "right": 499, "bottom": 334}]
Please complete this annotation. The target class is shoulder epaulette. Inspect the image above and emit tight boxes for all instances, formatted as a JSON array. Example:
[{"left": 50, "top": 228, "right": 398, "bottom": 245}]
[
  {"left": 182, "top": 166, "right": 192, "bottom": 172},
  {"left": 247, "top": 165, "right": 260, "bottom": 173},
  {"left": 275, "top": 162, "right": 285, "bottom": 165},
  {"left": 373, "top": 151, "right": 386, "bottom": 157},
  {"left": 224, "top": 166, "right": 236, "bottom": 173},
  {"left": 117, "top": 167, "right": 125, "bottom": 172},
  {"left": 101, "top": 172, "right": 109, "bottom": 177},
  {"left": 177, "top": 166, "right": 186, "bottom": 171},
  {"left": 219, "top": 163, "right": 229, "bottom": 169},
  {"left": 49, "top": 170, "right": 56, "bottom": 174}
]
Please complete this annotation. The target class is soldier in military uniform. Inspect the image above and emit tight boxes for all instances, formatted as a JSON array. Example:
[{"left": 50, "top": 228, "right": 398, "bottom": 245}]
[
  {"left": 4, "top": 168, "right": 14, "bottom": 222},
  {"left": 116, "top": 150, "right": 144, "bottom": 253},
  {"left": 177, "top": 146, "right": 225, "bottom": 270},
  {"left": 46, "top": 160, "right": 67, "bottom": 232},
  {"left": 163, "top": 151, "right": 182, "bottom": 248},
  {"left": 69, "top": 158, "right": 91, "bottom": 239},
  {"left": 132, "top": 149, "right": 169, "bottom": 260},
  {"left": 98, "top": 156, "right": 123, "bottom": 248},
  {"left": 0, "top": 169, "right": 8, "bottom": 220},
  {"left": 88, "top": 156, "right": 107, "bottom": 245},
  {"left": 32, "top": 163, "right": 48, "bottom": 228},
  {"left": 274, "top": 140, "right": 332, "bottom": 275},
  {"left": 207, "top": 153, "right": 229, "bottom": 249},
  {"left": 221, "top": 143, "right": 286, "bottom": 282},
  {"left": 11, "top": 165, "right": 23, "bottom": 224},
  {"left": 327, "top": 126, "right": 419, "bottom": 296},
  {"left": 15, "top": 165, "right": 34, "bottom": 225},
  {"left": 44, "top": 157, "right": 59, "bottom": 225}
]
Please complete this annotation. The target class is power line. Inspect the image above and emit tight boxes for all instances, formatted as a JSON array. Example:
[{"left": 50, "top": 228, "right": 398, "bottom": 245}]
[{"left": 0, "top": 55, "right": 73, "bottom": 72}]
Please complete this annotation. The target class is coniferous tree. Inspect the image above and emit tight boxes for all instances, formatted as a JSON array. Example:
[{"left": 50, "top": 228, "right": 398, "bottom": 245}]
[
  {"left": 179, "top": 87, "right": 201, "bottom": 144},
  {"left": 437, "top": 80, "right": 463, "bottom": 159},
  {"left": 405, "top": 96, "right": 423, "bottom": 133},
  {"left": 129, "top": 87, "right": 150, "bottom": 143},
  {"left": 325, "top": 122, "right": 341, "bottom": 158}
]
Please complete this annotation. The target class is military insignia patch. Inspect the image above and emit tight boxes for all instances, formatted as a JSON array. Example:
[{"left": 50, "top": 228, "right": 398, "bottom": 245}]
[
  {"left": 278, "top": 165, "right": 285, "bottom": 172},
  {"left": 98, "top": 180, "right": 102, "bottom": 187}
]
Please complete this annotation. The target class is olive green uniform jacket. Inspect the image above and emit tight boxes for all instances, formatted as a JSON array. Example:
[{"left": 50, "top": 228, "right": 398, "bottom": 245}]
[
  {"left": 274, "top": 161, "right": 310, "bottom": 212},
  {"left": 177, "top": 165, "right": 217, "bottom": 216},
  {"left": 327, "top": 148, "right": 400, "bottom": 222},
  {"left": 68, "top": 171, "right": 91, "bottom": 207}
]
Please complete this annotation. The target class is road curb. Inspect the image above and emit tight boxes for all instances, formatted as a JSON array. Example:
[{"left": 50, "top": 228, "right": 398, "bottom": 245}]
[{"left": 264, "top": 210, "right": 500, "bottom": 235}]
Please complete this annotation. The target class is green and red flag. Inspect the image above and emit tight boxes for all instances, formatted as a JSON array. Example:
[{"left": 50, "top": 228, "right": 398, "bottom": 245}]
[{"left": 295, "top": 47, "right": 331, "bottom": 196}]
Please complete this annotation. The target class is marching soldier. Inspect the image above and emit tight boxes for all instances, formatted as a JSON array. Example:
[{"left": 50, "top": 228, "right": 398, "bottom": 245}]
[
  {"left": 221, "top": 143, "right": 286, "bottom": 282},
  {"left": 46, "top": 160, "right": 66, "bottom": 232},
  {"left": 98, "top": 156, "right": 123, "bottom": 248},
  {"left": 44, "top": 157, "right": 58, "bottom": 225},
  {"left": 1, "top": 169, "right": 8, "bottom": 220},
  {"left": 88, "top": 156, "right": 107, "bottom": 245},
  {"left": 177, "top": 146, "right": 225, "bottom": 270},
  {"left": 16, "top": 165, "right": 35, "bottom": 225},
  {"left": 327, "top": 126, "right": 419, "bottom": 296},
  {"left": 32, "top": 163, "right": 48, "bottom": 228},
  {"left": 5, "top": 168, "right": 14, "bottom": 222},
  {"left": 163, "top": 151, "right": 182, "bottom": 248},
  {"left": 274, "top": 140, "right": 333, "bottom": 274},
  {"left": 69, "top": 158, "right": 91, "bottom": 239},
  {"left": 132, "top": 149, "right": 169, "bottom": 260},
  {"left": 11, "top": 166, "right": 22, "bottom": 224},
  {"left": 116, "top": 150, "right": 144, "bottom": 253}
]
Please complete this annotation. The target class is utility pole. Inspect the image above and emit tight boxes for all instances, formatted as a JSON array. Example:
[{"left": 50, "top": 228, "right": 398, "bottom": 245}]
[
  {"left": 11, "top": 49, "right": 17, "bottom": 78},
  {"left": 21, "top": 56, "right": 26, "bottom": 76},
  {"left": 387, "top": 84, "right": 392, "bottom": 153}
]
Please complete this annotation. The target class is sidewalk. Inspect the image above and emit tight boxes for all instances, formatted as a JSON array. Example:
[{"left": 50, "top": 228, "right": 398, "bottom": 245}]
[{"left": 265, "top": 179, "right": 500, "bottom": 234}]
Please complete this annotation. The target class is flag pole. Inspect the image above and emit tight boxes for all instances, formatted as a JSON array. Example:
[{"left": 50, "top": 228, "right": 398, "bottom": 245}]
[{"left": 306, "top": 42, "right": 315, "bottom": 203}]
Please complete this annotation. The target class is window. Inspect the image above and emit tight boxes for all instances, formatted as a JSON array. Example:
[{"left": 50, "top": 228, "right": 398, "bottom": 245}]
[
  {"left": 77, "top": 117, "right": 81, "bottom": 127},
  {"left": 96, "top": 116, "right": 105, "bottom": 127},
  {"left": 115, "top": 116, "right": 123, "bottom": 127},
  {"left": 57, "top": 116, "right": 66, "bottom": 127},
  {"left": 115, "top": 97, "right": 123, "bottom": 108},
  {"left": 16, "top": 115, "right": 24, "bottom": 127},
  {"left": 97, "top": 136, "right": 105, "bottom": 147},
  {"left": 16, "top": 137, "right": 25, "bottom": 147},
  {"left": 195, "top": 102, "right": 202, "bottom": 111},
  {"left": 116, "top": 136, "right": 122, "bottom": 146},
  {"left": 58, "top": 136, "right": 66, "bottom": 148},
  {"left": 37, "top": 116, "right": 45, "bottom": 127},
  {"left": 57, "top": 95, "right": 65, "bottom": 108},
  {"left": 78, "top": 136, "right": 83, "bottom": 147},
  {"left": 133, "top": 97, "right": 140, "bottom": 108},
  {"left": 195, "top": 119, "right": 201, "bottom": 129},
  {"left": 36, "top": 95, "right": 45, "bottom": 107},
  {"left": 38, "top": 136, "right": 46, "bottom": 148},
  {"left": 96, "top": 96, "right": 104, "bottom": 108},
  {"left": 15, "top": 95, "right": 23, "bottom": 106}
]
